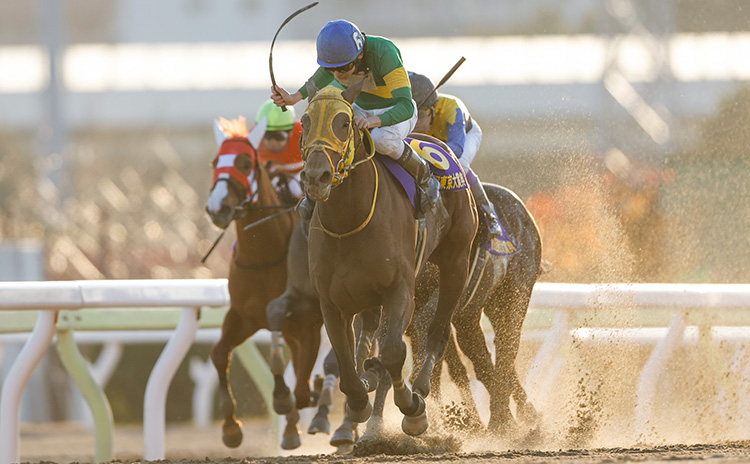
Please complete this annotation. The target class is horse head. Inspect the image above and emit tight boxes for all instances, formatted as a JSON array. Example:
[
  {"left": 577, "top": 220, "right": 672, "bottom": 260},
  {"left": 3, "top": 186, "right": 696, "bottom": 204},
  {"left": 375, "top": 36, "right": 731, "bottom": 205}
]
[
  {"left": 299, "top": 79, "right": 365, "bottom": 202},
  {"left": 206, "top": 116, "right": 266, "bottom": 229}
]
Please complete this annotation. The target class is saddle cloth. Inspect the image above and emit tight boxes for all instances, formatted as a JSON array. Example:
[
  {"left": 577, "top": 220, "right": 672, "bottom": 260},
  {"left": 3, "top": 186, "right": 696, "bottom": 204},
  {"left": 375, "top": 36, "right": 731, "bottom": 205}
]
[{"left": 378, "top": 136, "right": 468, "bottom": 210}]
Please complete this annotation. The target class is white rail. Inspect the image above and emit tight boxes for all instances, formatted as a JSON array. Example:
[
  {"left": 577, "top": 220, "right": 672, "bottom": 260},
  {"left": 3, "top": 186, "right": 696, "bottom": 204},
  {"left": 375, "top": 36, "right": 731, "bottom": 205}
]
[
  {"left": 1, "top": 280, "right": 750, "bottom": 464},
  {"left": 0, "top": 279, "right": 229, "bottom": 464}
]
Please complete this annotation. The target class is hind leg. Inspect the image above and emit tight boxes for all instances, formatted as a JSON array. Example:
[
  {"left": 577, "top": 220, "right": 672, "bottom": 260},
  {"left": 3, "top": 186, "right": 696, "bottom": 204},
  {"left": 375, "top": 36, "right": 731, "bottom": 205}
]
[
  {"left": 267, "top": 292, "right": 296, "bottom": 414},
  {"left": 286, "top": 306, "right": 323, "bottom": 411},
  {"left": 442, "top": 328, "right": 484, "bottom": 430},
  {"left": 310, "top": 349, "right": 337, "bottom": 435},
  {"left": 211, "top": 307, "right": 260, "bottom": 448},
  {"left": 484, "top": 281, "right": 534, "bottom": 434},
  {"left": 281, "top": 408, "right": 302, "bottom": 450}
]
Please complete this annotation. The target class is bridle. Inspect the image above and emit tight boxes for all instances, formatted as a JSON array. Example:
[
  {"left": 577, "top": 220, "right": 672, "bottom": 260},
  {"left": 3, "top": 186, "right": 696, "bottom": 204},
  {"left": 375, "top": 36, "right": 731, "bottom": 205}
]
[
  {"left": 300, "top": 90, "right": 373, "bottom": 187},
  {"left": 301, "top": 87, "right": 379, "bottom": 238}
]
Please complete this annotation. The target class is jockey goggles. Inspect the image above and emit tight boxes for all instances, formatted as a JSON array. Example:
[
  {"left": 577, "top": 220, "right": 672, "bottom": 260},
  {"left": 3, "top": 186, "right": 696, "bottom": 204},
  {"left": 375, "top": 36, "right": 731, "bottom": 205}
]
[{"left": 324, "top": 61, "right": 356, "bottom": 73}]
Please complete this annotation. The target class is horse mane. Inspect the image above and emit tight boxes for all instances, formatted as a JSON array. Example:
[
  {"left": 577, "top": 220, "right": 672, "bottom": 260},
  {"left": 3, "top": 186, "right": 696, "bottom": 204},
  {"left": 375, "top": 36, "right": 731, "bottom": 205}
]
[{"left": 217, "top": 116, "right": 250, "bottom": 138}]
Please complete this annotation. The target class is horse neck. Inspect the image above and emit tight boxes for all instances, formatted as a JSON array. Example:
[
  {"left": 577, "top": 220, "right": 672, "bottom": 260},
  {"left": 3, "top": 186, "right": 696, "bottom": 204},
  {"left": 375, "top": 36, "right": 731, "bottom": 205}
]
[
  {"left": 317, "top": 142, "right": 375, "bottom": 231},
  {"left": 233, "top": 165, "right": 295, "bottom": 259}
]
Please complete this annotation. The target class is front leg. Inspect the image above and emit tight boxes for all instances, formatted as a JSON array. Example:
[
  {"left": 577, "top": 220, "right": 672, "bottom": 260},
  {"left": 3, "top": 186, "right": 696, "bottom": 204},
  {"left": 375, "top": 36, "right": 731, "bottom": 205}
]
[{"left": 321, "top": 305, "right": 372, "bottom": 423}]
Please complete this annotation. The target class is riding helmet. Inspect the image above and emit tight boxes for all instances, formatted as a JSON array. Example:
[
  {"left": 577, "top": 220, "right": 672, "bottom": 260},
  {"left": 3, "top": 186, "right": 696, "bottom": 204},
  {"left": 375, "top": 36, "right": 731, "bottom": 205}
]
[
  {"left": 256, "top": 99, "right": 296, "bottom": 131},
  {"left": 316, "top": 20, "right": 365, "bottom": 67},
  {"left": 408, "top": 72, "right": 438, "bottom": 109}
]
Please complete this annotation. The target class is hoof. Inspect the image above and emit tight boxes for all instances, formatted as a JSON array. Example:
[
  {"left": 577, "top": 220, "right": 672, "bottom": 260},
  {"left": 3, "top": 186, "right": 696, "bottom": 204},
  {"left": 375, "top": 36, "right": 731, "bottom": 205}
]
[
  {"left": 308, "top": 410, "right": 331, "bottom": 435},
  {"left": 273, "top": 394, "right": 295, "bottom": 415},
  {"left": 402, "top": 408, "right": 429, "bottom": 436},
  {"left": 222, "top": 420, "right": 243, "bottom": 448},
  {"left": 335, "top": 444, "right": 354, "bottom": 455},
  {"left": 281, "top": 431, "right": 301, "bottom": 450},
  {"left": 346, "top": 399, "right": 373, "bottom": 423},
  {"left": 330, "top": 425, "right": 355, "bottom": 447}
]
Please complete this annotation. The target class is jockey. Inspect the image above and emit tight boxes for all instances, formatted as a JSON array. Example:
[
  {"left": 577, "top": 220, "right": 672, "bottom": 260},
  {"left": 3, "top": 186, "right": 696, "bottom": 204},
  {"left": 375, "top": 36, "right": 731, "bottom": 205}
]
[
  {"left": 408, "top": 71, "right": 504, "bottom": 239},
  {"left": 271, "top": 19, "right": 440, "bottom": 219},
  {"left": 254, "top": 99, "right": 305, "bottom": 199}
]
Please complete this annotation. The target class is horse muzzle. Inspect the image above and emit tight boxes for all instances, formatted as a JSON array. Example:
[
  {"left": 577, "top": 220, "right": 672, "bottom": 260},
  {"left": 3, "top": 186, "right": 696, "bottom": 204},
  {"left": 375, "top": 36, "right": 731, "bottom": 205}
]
[
  {"left": 207, "top": 205, "right": 233, "bottom": 230},
  {"left": 301, "top": 152, "right": 334, "bottom": 202}
]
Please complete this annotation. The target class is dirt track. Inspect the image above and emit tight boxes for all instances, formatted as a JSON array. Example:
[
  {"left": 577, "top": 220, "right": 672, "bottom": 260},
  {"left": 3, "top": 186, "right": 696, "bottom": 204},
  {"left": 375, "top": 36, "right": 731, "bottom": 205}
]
[{"left": 19, "top": 419, "right": 750, "bottom": 464}]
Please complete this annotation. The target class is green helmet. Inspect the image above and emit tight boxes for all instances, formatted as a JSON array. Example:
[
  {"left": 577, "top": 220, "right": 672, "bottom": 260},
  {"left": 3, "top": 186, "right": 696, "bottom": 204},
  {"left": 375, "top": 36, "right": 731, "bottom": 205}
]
[
  {"left": 408, "top": 72, "right": 438, "bottom": 109},
  {"left": 256, "top": 99, "right": 296, "bottom": 131}
]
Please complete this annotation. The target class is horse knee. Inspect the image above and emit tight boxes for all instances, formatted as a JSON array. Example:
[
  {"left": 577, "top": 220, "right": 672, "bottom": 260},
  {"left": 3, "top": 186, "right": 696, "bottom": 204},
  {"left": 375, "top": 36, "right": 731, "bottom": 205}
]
[{"left": 266, "top": 296, "right": 290, "bottom": 331}]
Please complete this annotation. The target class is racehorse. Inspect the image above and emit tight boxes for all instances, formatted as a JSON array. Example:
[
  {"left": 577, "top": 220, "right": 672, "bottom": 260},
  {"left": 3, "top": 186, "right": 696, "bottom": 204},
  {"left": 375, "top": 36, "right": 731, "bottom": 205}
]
[
  {"left": 299, "top": 80, "right": 478, "bottom": 436},
  {"left": 389, "top": 181, "right": 544, "bottom": 436},
  {"left": 206, "top": 117, "right": 324, "bottom": 449},
  {"left": 268, "top": 185, "right": 541, "bottom": 448}
]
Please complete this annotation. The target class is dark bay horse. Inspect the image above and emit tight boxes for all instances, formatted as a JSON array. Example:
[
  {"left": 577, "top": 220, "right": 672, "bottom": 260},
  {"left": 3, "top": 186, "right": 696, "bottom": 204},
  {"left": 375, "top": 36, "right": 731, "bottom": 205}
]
[
  {"left": 382, "top": 182, "right": 544, "bottom": 436},
  {"left": 299, "top": 81, "right": 478, "bottom": 436},
  {"left": 206, "top": 117, "right": 324, "bottom": 449},
  {"left": 267, "top": 185, "right": 542, "bottom": 449}
]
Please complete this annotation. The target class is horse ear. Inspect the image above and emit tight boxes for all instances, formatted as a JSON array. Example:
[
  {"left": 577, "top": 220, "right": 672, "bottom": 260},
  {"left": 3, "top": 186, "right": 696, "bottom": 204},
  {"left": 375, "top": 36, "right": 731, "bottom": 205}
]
[
  {"left": 247, "top": 115, "right": 267, "bottom": 150},
  {"left": 306, "top": 78, "right": 318, "bottom": 102},
  {"left": 341, "top": 77, "right": 364, "bottom": 105},
  {"left": 213, "top": 119, "right": 228, "bottom": 146}
]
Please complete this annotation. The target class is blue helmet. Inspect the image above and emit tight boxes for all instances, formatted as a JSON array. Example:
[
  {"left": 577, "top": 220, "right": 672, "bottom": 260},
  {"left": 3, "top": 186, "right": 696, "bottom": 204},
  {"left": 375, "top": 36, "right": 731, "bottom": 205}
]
[{"left": 316, "top": 20, "right": 365, "bottom": 67}]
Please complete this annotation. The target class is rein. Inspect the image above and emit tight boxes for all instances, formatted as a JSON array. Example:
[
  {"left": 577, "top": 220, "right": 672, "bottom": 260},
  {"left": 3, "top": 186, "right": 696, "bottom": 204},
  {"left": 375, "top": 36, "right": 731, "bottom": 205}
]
[{"left": 312, "top": 157, "right": 379, "bottom": 239}]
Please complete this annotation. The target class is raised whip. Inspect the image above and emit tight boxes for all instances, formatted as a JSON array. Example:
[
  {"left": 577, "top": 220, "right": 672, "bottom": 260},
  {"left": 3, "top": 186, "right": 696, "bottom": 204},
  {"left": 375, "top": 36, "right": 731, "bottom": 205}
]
[{"left": 270, "top": 2, "right": 319, "bottom": 112}]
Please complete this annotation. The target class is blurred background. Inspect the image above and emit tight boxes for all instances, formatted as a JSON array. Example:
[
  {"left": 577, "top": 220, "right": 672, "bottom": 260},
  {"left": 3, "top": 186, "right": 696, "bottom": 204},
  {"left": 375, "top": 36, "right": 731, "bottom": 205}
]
[{"left": 1, "top": 0, "right": 749, "bottom": 425}]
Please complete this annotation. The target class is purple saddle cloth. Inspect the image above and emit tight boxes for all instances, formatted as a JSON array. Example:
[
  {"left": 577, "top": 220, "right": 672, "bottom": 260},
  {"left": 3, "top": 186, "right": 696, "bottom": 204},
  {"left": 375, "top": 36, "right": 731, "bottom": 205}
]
[{"left": 379, "top": 137, "right": 469, "bottom": 210}]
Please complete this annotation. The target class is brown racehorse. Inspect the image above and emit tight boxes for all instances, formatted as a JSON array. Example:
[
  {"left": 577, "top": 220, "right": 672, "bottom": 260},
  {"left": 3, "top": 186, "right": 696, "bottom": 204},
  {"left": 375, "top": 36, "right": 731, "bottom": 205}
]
[
  {"left": 299, "top": 81, "right": 478, "bottom": 436},
  {"left": 206, "top": 117, "right": 323, "bottom": 449},
  {"left": 361, "top": 181, "right": 543, "bottom": 442}
]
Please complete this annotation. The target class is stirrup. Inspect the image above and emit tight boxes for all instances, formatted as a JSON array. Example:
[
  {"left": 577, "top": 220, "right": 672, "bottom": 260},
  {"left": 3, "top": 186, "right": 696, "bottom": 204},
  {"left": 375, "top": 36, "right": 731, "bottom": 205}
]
[
  {"left": 419, "top": 176, "right": 441, "bottom": 211},
  {"left": 486, "top": 216, "right": 503, "bottom": 240}
]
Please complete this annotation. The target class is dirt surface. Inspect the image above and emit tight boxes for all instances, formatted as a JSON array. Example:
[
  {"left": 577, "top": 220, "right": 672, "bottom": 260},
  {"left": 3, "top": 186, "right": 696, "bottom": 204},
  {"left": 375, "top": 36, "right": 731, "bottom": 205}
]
[
  {"left": 17, "top": 322, "right": 750, "bottom": 464},
  {"left": 18, "top": 419, "right": 750, "bottom": 464}
]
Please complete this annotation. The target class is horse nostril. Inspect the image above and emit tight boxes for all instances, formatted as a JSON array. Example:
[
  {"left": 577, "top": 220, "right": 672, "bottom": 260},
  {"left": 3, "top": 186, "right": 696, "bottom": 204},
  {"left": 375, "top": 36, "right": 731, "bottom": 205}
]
[
  {"left": 320, "top": 171, "right": 332, "bottom": 185},
  {"left": 219, "top": 204, "right": 232, "bottom": 216}
]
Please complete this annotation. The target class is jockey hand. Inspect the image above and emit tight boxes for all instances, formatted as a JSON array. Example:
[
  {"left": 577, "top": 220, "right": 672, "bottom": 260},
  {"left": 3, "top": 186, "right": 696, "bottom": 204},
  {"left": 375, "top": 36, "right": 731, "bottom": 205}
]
[
  {"left": 356, "top": 115, "right": 382, "bottom": 130},
  {"left": 271, "top": 86, "right": 302, "bottom": 107}
]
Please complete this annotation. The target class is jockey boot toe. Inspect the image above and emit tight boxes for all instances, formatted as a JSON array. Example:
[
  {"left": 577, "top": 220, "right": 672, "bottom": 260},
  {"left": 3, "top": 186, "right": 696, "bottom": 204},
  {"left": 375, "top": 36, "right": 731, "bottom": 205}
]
[
  {"left": 487, "top": 218, "right": 504, "bottom": 240},
  {"left": 296, "top": 197, "right": 315, "bottom": 220}
]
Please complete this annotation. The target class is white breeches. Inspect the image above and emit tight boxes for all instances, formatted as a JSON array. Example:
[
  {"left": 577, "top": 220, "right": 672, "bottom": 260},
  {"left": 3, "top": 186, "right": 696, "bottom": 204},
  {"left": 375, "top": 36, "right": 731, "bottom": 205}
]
[
  {"left": 353, "top": 100, "right": 418, "bottom": 159},
  {"left": 459, "top": 120, "right": 483, "bottom": 170}
]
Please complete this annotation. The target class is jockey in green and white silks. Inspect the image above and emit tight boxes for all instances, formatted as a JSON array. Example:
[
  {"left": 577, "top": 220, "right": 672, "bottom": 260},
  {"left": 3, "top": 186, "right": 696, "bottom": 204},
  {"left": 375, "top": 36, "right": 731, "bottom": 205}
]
[{"left": 271, "top": 20, "right": 440, "bottom": 218}]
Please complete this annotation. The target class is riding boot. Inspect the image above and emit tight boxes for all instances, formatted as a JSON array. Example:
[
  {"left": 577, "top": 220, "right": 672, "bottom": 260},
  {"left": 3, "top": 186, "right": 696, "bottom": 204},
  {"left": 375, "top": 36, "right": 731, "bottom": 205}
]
[
  {"left": 395, "top": 141, "right": 441, "bottom": 212},
  {"left": 296, "top": 195, "right": 316, "bottom": 220},
  {"left": 470, "top": 181, "right": 503, "bottom": 240}
]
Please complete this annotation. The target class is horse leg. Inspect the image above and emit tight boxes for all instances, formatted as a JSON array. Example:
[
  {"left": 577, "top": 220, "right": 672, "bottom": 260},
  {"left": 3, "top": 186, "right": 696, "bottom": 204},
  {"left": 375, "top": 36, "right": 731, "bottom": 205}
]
[
  {"left": 442, "top": 327, "right": 484, "bottom": 430},
  {"left": 310, "top": 349, "right": 337, "bottom": 435},
  {"left": 266, "top": 292, "right": 296, "bottom": 414},
  {"left": 287, "top": 310, "right": 322, "bottom": 410},
  {"left": 412, "top": 262, "right": 469, "bottom": 400},
  {"left": 484, "top": 281, "right": 533, "bottom": 434},
  {"left": 377, "top": 287, "right": 429, "bottom": 436},
  {"left": 321, "top": 306, "right": 372, "bottom": 423},
  {"left": 281, "top": 408, "right": 302, "bottom": 450},
  {"left": 210, "top": 307, "right": 259, "bottom": 448}
]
